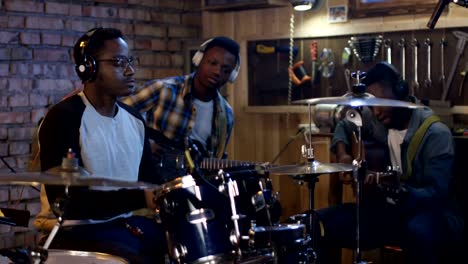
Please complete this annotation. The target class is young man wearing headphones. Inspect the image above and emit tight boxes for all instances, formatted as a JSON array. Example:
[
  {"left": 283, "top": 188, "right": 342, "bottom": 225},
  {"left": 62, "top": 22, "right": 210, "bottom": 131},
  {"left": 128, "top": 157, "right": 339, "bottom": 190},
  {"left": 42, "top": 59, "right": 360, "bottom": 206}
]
[
  {"left": 35, "top": 28, "right": 166, "bottom": 264},
  {"left": 122, "top": 36, "right": 239, "bottom": 183},
  {"left": 316, "top": 61, "right": 463, "bottom": 263}
]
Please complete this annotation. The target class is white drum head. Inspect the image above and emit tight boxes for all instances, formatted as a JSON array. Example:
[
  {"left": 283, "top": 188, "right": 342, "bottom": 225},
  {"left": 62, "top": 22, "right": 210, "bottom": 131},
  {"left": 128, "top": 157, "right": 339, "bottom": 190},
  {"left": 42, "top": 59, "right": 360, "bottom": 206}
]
[{"left": 46, "top": 249, "right": 129, "bottom": 264}]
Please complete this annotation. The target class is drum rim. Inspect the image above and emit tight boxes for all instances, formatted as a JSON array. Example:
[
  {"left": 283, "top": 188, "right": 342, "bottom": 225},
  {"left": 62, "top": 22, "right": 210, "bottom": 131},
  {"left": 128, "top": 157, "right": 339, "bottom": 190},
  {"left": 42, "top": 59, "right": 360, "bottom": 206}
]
[
  {"left": 47, "top": 249, "right": 129, "bottom": 263},
  {"left": 161, "top": 175, "right": 197, "bottom": 193}
]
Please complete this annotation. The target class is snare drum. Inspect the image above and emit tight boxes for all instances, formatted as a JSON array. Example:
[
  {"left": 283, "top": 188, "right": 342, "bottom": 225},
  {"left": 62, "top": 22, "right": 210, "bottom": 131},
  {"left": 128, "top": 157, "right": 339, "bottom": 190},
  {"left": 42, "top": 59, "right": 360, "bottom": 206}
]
[
  {"left": 156, "top": 175, "right": 235, "bottom": 263},
  {"left": 45, "top": 249, "right": 128, "bottom": 263}
]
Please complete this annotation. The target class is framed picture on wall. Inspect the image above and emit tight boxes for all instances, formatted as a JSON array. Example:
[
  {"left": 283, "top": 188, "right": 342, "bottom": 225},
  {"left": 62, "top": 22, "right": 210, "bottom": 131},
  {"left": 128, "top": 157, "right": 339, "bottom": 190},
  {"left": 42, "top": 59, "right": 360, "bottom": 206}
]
[
  {"left": 328, "top": 5, "right": 348, "bottom": 23},
  {"left": 349, "top": 0, "right": 439, "bottom": 18}
]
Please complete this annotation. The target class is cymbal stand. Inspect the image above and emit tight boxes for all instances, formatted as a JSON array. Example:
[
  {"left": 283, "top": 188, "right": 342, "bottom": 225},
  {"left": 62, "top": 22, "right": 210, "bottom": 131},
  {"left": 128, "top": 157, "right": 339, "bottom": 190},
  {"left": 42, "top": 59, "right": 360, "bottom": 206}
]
[
  {"left": 345, "top": 107, "right": 368, "bottom": 264},
  {"left": 31, "top": 186, "right": 70, "bottom": 264}
]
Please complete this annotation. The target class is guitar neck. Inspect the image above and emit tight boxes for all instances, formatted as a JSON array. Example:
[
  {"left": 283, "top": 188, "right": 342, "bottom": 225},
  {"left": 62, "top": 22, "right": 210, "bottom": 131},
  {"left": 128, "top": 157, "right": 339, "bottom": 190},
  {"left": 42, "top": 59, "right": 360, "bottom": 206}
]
[
  {"left": 200, "top": 158, "right": 258, "bottom": 170},
  {"left": 367, "top": 167, "right": 400, "bottom": 184}
]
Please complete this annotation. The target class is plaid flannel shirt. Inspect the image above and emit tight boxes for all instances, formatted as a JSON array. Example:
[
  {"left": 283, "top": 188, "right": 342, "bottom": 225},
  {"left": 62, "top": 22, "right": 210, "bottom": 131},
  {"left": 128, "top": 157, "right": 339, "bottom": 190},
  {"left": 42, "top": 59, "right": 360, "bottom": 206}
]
[{"left": 122, "top": 73, "right": 234, "bottom": 158}]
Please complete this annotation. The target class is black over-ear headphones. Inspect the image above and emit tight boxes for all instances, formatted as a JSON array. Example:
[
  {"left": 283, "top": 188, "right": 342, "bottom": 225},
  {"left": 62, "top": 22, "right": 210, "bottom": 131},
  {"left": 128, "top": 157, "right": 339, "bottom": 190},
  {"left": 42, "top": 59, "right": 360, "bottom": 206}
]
[
  {"left": 373, "top": 61, "right": 409, "bottom": 100},
  {"left": 192, "top": 37, "right": 241, "bottom": 83},
  {"left": 74, "top": 28, "right": 102, "bottom": 83}
]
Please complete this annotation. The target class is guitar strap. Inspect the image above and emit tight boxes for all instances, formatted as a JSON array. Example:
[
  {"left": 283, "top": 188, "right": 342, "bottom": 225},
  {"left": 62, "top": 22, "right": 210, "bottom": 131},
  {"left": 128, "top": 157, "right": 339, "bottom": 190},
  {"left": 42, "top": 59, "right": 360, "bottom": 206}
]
[
  {"left": 404, "top": 114, "right": 440, "bottom": 180},
  {"left": 213, "top": 92, "right": 228, "bottom": 159}
]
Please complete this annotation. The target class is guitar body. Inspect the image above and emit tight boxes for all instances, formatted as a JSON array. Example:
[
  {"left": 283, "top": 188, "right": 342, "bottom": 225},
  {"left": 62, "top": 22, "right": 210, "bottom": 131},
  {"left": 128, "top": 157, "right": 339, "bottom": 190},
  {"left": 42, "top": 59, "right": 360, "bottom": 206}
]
[
  {"left": 351, "top": 136, "right": 394, "bottom": 199},
  {"left": 361, "top": 139, "right": 390, "bottom": 173}
]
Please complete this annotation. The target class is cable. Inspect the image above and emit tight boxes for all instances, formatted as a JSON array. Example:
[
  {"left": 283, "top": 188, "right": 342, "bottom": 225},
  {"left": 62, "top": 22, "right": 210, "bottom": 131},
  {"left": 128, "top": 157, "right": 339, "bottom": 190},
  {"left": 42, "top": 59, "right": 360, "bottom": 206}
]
[{"left": 271, "top": 127, "right": 305, "bottom": 165}]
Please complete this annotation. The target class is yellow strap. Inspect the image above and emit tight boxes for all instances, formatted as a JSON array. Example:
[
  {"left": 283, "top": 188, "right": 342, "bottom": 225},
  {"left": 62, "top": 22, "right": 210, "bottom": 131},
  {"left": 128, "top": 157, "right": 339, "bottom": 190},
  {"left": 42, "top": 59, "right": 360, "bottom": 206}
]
[{"left": 405, "top": 115, "right": 440, "bottom": 180}]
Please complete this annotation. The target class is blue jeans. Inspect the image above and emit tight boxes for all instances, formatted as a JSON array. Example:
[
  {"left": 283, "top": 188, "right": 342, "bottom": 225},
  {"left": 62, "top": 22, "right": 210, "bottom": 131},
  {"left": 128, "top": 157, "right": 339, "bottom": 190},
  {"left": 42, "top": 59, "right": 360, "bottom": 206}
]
[{"left": 315, "top": 202, "right": 463, "bottom": 264}]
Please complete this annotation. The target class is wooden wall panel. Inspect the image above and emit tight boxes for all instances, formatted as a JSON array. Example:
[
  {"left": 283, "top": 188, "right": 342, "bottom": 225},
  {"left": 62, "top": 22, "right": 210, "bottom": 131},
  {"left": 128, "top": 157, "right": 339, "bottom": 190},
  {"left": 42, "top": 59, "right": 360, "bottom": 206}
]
[{"left": 202, "top": 3, "right": 468, "bottom": 263}]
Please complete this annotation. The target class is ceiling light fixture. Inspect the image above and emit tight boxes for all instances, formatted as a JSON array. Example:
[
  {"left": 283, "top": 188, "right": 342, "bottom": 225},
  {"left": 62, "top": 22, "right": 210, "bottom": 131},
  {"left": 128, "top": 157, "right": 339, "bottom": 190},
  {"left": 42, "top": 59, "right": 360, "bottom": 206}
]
[{"left": 290, "top": 0, "right": 315, "bottom": 11}]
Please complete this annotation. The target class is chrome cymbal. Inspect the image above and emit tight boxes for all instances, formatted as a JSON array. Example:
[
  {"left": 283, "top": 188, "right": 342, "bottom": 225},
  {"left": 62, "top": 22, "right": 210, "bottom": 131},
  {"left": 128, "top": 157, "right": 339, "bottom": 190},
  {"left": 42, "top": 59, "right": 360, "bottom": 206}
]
[
  {"left": 268, "top": 160, "right": 352, "bottom": 176},
  {"left": 0, "top": 167, "right": 157, "bottom": 188},
  {"left": 292, "top": 92, "right": 424, "bottom": 108}
]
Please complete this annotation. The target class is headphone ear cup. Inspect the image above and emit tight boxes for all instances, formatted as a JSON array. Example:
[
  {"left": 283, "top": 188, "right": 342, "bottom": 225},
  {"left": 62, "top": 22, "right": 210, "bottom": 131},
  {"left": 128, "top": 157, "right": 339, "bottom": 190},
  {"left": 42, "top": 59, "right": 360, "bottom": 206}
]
[
  {"left": 75, "top": 56, "right": 97, "bottom": 82},
  {"left": 228, "top": 63, "right": 240, "bottom": 83},
  {"left": 395, "top": 80, "right": 409, "bottom": 99},
  {"left": 192, "top": 50, "right": 203, "bottom": 67}
]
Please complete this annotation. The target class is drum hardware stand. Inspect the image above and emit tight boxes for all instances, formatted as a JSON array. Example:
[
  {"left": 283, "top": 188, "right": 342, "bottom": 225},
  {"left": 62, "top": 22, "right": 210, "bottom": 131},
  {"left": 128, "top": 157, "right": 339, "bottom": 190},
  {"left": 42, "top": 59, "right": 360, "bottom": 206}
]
[
  {"left": 218, "top": 169, "right": 243, "bottom": 257},
  {"left": 31, "top": 189, "right": 70, "bottom": 264},
  {"left": 31, "top": 149, "right": 80, "bottom": 264},
  {"left": 346, "top": 107, "right": 368, "bottom": 264}
]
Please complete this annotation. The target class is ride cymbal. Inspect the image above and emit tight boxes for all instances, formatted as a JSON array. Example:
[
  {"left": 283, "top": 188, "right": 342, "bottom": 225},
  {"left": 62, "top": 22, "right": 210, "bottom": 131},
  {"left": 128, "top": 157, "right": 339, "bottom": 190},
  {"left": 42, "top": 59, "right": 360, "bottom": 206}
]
[
  {"left": 293, "top": 92, "right": 424, "bottom": 108},
  {"left": 268, "top": 160, "right": 352, "bottom": 176}
]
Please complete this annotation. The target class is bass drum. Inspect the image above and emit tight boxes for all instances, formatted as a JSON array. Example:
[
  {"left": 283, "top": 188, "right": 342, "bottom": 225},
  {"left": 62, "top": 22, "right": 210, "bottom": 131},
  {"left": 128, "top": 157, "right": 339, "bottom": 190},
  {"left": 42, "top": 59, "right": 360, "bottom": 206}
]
[{"left": 45, "top": 249, "right": 128, "bottom": 263}]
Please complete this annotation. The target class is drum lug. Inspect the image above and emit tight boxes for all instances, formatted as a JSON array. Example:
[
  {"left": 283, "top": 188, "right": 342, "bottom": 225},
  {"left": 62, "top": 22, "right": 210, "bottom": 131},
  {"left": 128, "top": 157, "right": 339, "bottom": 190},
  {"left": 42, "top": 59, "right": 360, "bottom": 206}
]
[
  {"left": 172, "top": 243, "right": 188, "bottom": 262},
  {"left": 248, "top": 221, "right": 256, "bottom": 249},
  {"left": 230, "top": 229, "right": 239, "bottom": 247}
]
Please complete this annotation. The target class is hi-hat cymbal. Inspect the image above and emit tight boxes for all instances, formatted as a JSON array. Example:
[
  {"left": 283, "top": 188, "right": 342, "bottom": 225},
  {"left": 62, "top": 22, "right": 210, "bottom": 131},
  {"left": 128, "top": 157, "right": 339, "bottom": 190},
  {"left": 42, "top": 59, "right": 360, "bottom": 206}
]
[
  {"left": 292, "top": 92, "right": 424, "bottom": 108},
  {"left": 0, "top": 167, "right": 157, "bottom": 188},
  {"left": 268, "top": 160, "right": 352, "bottom": 176}
]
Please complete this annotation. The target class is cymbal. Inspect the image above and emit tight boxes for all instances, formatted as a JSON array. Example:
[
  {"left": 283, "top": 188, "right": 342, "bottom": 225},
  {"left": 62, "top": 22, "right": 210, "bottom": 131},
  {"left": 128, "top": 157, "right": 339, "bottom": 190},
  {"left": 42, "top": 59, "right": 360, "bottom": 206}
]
[
  {"left": 268, "top": 160, "right": 352, "bottom": 176},
  {"left": 292, "top": 92, "right": 424, "bottom": 108},
  {"left": 0, "top": 167, "right": 157, "bottom": 188}
]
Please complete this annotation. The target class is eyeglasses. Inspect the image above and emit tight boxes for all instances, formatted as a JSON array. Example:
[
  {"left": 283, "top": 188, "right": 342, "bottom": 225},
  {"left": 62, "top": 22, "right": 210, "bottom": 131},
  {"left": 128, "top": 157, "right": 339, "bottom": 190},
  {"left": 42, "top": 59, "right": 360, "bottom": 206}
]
[{"left": 96, "top": 56, "right": 139, "bottom": 70}]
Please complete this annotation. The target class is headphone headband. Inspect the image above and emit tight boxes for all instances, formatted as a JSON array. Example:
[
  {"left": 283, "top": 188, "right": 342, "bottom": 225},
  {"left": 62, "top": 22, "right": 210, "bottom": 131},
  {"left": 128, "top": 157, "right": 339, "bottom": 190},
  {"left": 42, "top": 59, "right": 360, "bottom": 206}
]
[{"left": 192, "top": 37, "right": 241, "bottom": 83}]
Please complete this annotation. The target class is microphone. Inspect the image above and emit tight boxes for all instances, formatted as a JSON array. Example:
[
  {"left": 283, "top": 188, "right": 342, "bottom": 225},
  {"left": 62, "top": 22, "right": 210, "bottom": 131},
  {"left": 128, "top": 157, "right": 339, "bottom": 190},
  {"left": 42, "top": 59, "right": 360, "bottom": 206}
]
[{"left": 427, "top": 0, "right": 451, "bottom": 29}]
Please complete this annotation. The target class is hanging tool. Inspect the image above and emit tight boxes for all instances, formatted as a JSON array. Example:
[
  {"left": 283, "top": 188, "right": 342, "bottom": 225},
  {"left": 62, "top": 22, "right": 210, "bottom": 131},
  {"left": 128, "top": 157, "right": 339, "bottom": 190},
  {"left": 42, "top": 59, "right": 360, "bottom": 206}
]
[
  {"left": 411, "top": 38, "right": 420, "bottom": 95},
  {"left": 310, "top": 41, "right": 319, "bottom": 84},
  {"left": 319, "top": 48, "right": 335, "bottom": 78},
  {"left": 342, "top": 47, "right": 352, "bottom": 92},
  {"left": 424, "top": 38, "right": 432, "bottom": 89},
  {"left": 440, "top": 38, "right": 447, "bottom": 92},
  {"left": 458, "top": 62, "right": 468, "bottom": 97},
  {"left": 398, "top": 38, "right": 406, "bottom": 81},
  {"left": 289, "top": 61, "right": 311, "bottom": 86},
  {"left": 441, "top": 30, "right": 468, "bottom": 101},
  {"left": 256, "top": 44, "right": 299, "bottom": 57},
  {"left": 384, "top": 39, "right": 392, "bottom": 64}
]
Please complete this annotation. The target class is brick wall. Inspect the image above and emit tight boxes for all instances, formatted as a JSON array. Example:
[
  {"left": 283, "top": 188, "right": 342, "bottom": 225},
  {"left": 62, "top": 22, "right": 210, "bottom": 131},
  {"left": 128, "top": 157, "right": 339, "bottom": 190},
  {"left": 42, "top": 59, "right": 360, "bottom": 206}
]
[{"left": 0, "top": 0, "right": 201, "bottom": 250}]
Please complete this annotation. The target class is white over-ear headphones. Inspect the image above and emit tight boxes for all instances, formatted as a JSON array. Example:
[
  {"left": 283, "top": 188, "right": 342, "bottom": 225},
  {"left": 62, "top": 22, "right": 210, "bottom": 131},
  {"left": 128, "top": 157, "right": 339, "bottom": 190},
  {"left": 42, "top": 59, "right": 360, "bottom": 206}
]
[{"left": 192, "top": 38, "right": 241, "bottom": 83}]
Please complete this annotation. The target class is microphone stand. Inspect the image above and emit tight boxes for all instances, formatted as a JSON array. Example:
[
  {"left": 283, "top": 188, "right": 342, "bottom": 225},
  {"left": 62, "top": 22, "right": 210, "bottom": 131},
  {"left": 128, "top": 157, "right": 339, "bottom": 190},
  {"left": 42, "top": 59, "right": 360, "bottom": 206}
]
[
  {"left": 427, "top": 0, "right": 451, "bottom": 29},
  {"left": 345, "top": 107, "right": 368, "bottom": 264},
  {"left": 0, "top": 155, "right": 16, "bottom": 173}
]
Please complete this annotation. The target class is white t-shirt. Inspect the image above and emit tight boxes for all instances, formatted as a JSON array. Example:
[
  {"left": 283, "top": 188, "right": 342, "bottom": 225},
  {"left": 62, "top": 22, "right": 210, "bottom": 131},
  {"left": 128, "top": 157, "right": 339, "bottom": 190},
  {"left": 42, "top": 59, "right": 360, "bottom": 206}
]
[
  {"left": 190, "top": 98, "right": 213, "bottom": 149},
  {"left": 387, "top": 128, "right": 407, "bottom": 173},
  {"left": 79, "top": 93, "right": 144, "bottom": 188}
]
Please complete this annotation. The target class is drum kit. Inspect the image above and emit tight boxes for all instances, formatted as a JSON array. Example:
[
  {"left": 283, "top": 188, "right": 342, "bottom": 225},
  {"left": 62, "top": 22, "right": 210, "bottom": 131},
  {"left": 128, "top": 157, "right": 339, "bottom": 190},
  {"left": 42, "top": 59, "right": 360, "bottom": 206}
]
[{"left": 0, "top": 72, "right": 424, "bottom": 264}]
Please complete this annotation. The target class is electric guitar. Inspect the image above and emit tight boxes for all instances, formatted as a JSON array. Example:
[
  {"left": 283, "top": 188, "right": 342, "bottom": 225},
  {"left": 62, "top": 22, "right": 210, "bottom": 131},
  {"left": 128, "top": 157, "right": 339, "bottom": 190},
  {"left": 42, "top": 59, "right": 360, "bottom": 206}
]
[
  {"left": 350, "top": 134, "right": 406, "bottom": 204},
  {"left": 187, "top": 139, "right": 268, "bottom": 172}
]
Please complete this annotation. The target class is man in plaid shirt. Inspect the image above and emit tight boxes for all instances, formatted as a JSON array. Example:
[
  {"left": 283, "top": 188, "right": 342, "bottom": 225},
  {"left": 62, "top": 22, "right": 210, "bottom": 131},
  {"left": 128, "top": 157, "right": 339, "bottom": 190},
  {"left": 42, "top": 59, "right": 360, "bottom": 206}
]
[{"left": 122, "top": 36, "right": 239, "bottom": 182}]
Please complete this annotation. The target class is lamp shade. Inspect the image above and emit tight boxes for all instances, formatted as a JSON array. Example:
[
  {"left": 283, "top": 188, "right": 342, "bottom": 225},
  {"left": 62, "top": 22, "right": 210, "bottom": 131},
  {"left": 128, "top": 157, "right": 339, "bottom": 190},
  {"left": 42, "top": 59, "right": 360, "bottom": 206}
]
[{"left": 291, "top": 0, "right": 315, "bottom": 11}]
